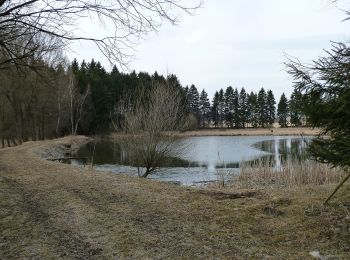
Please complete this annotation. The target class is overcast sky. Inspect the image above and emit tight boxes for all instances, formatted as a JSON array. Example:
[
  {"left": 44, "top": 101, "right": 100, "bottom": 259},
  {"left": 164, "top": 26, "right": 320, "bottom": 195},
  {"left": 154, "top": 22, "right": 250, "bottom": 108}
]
[{"left": 68, "top": 0, "right": 350, "bottom": 101}]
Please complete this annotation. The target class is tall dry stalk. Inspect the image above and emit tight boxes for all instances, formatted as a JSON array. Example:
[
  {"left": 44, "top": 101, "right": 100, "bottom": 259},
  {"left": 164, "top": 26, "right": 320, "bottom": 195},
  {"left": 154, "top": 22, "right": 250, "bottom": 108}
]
[{"left": 231, "top": 157, "right": 346, "bottom": 190}]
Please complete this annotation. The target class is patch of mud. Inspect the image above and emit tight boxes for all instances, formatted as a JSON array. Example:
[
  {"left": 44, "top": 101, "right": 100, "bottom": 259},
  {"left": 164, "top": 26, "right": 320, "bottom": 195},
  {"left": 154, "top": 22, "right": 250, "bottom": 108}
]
[
  {"left": 196, "top": 190, "right": 258, "bottom": 200},
  {"left": 262, "top": 205, "right": 285, "bottom": 216},
  {"left": 38, "top": 136, "right": 91, "bottom": 160}
]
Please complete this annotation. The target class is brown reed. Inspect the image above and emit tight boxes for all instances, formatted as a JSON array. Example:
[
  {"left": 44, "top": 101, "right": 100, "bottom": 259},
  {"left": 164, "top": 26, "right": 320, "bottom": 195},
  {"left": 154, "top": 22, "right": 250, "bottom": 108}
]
[{"left": 230, "top": 158, "right": 345, "bottom": 189}]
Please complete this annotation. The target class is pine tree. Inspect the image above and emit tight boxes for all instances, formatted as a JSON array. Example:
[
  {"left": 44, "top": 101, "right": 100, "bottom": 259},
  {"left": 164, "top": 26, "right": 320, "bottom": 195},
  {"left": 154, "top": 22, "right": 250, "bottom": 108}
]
[
  {"left": 211, "top": 91, "right": 219, "bottom": 128},
  {"left": 199, "top": 89, "right": 211, "bottom": 127},
  {"left": 277, "top": 93, "right": 288, "bottom": 128},
  {"left": 247, "top": 91, "right": 258, "bottom": 128},
  {"left": 266, "top": 90, "right": 276, "bottom": 127},
  {"left": 71, "top": 58, "right": 79, "bottom": 74},
  {"left": 188, "top": 84, "right": 200, "bottom": 114},
  {"left": 257, "top": 88, "right": 268, "bottom": 127},
  {"left": 224, "top": 86, "right": 234, "bottom": 128},
  {"left": 86, "top": 59, "right": 112, "bottom": 132},
  {"left": 152, "top": 71, "right": 166, "bottom": 86},
  {"left": 286, "top": 42, "right": 350, "bottom": 202},
  {"left": 238, "top": 88, "right": 248, "bottom": 128},
  {"left": 183, "top": 85, "right": 190, "bottom": 110},
  {"left": 232, "top": 88, "right": 240, "bottom": 128},
  {"left": 167, "top": 74, "right": 182, "bottom": 91},
  {"left": 289, "top": 88, "right": 303, "bottom": 126},
  {"left": 218, "top": 89, "right": 225, "bottom": 127}
]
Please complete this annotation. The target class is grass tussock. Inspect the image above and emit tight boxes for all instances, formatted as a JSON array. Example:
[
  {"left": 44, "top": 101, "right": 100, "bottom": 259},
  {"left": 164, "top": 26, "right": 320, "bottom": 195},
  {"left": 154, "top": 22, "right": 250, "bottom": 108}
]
[{"left": 230, "top": 158, "right": 346, "bottom": 190}]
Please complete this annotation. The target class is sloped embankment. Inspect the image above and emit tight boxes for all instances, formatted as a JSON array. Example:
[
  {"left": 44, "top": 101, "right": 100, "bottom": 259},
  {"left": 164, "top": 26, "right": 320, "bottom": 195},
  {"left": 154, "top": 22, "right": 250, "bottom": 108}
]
[{"left": 0, "top": 136, "right": 349, "bottom": 259}]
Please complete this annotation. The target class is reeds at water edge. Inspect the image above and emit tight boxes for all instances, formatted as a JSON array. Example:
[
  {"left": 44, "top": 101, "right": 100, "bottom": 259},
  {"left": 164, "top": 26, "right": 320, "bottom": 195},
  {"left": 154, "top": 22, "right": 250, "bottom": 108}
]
[{"left": 230, "top": 157, "right": 346, "bottom": 189}]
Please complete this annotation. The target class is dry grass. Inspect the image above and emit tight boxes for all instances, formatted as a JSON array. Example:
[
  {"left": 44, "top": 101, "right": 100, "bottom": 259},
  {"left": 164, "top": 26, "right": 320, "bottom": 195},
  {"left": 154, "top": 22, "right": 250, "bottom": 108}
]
[
  {"left": 0, "top": 136, "right": 349, "bottom": 259},
  {"left": 174, "top": 127, "right": 320, "bottom": 137},
  {"left": 230, "top": 158, "right": 346, "bottom": 190}
]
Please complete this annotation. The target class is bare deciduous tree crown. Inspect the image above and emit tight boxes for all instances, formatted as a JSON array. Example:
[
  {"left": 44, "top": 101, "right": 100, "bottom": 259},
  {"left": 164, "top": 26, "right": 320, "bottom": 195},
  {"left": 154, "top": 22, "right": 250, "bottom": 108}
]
[
  {"left": 122, "top": 82, "right": 189, "bottom": 177},
  {"left": 0, "top": 0, "right": 200, "bottom": 68}
]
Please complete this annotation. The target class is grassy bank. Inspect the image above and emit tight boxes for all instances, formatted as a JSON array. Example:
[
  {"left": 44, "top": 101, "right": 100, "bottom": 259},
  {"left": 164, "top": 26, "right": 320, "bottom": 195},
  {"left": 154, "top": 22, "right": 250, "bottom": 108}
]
[
  {"left": 174, "top": 127, "right": 320, "bottom": 137},
  {"left": 0, "top": 136, "right": 349, "bottom": 259}
]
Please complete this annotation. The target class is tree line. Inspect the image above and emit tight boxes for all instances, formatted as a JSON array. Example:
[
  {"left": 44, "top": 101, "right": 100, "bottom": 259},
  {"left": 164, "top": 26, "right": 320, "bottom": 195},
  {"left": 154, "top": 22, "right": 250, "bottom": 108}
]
[
  {"left": 0, "top": 0, "right": 199, "bottom": 148},
  {"left": 184, "top": 84, "right": 307, "bottom": 129},
  {"left": 0, "top": 57, "right": 310, "bottom": 147},
  {"left": 0, "top": 58, "right": 187, "bottom": 146}
]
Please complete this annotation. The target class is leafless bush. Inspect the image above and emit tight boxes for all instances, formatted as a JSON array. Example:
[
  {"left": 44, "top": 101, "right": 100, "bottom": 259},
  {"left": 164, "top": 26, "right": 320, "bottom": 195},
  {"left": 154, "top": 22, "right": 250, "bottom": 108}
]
[{"left": 121, "top": 82, "right": 189, "bottom": 177}]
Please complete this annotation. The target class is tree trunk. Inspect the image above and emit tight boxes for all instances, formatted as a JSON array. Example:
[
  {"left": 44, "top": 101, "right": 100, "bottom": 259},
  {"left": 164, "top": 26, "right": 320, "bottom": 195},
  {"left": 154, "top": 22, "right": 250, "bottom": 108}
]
[
  {"left": 11, "top": 138, "right": 17, "bottom": 146},
  {"left": 27, "top": 106, "right": 36, "bottom": 141},
  {"left": 56, "top": 102, "right": 61, "bottom": 137},
  {"left": 40, "top": 110, "right": 45, "bottom": 140},
  {"left": 19, "top": 104, "right": 27, "bottom": 142},
  {"left": 14, "top": 111, "right": 23, "bottom": 144},
  {"left": 140, "top": 167, "right": 151, "bottom": 178}
]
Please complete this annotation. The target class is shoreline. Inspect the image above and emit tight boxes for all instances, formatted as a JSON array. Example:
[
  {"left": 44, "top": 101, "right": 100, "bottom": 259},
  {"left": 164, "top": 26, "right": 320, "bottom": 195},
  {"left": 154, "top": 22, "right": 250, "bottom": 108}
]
[
  {"left": 112, "top": 127, "right": 320, "bottom": 139},
  {"left": 174, "top": 127, "right": 320, "bottom": 137},
  {"left": 0, "top": 136, "right": 349, "bottom": 259},
  {"left": 37, "top": 135, "right": 92, "bottom": 159}
]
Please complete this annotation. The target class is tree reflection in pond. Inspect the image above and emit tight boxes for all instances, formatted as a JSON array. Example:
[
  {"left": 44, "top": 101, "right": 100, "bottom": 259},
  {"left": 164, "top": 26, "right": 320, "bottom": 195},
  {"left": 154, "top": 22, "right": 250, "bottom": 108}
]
[{"left": 73, "top": 135, "right": 312, "bottom": 185}]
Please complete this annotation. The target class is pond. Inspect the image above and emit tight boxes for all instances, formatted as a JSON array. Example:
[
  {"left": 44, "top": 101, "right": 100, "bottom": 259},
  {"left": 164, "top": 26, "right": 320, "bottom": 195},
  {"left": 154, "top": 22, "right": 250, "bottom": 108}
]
[{"left": 73, "top": 135, "right": 312, "bottom": 186}]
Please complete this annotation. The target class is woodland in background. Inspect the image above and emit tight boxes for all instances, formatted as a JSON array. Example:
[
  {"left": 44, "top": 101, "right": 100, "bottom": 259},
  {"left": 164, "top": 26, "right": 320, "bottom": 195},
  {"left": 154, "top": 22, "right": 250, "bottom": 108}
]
[
  {"left": 0, "top": 58, "right": 185, "bottom": 145},
  {"left": 186, "top": 85, "right": 307, "bottom": 129},
  {"left": 0, "top": 0, "right": 200, "bottom": 147},
  {"left": 0, "top": 58, "right": 308, "bottom": 147}
]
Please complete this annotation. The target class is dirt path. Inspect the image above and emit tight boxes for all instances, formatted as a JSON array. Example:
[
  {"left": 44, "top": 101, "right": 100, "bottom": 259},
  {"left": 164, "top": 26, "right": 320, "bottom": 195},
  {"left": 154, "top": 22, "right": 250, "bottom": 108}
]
[{"left": 0, "top": 137, "right": 349, "bottom": 259}]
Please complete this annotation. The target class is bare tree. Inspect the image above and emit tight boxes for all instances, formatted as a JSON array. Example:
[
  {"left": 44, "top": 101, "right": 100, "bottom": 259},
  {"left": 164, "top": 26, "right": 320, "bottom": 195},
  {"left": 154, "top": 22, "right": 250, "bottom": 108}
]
[
  {"left": 0, "top": 0, "right": 200, "bottom": 68},
  {"left": 0, "top": 24, "right": 64, "bottom": 70},
  {"left": 67, "top": 70, "right": 90, "bottom": 135},
  {"left": 0, "top": 56, "right": 66, "bottom": 142},
  {"left": 122, "top": 82, "right": 189, "bottom": 178}
]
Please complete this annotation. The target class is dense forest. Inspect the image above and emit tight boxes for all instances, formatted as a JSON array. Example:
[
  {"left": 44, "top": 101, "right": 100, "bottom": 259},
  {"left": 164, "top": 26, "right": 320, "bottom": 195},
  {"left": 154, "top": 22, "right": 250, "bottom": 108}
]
[{"left": 0, "top": 58, "right": 308, "bottom": 147}]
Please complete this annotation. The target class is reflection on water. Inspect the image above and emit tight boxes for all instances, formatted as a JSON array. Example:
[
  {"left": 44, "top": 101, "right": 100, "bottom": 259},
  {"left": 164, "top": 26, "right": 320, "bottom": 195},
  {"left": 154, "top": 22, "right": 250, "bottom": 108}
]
[
  {"left": 253, "top": 137, "right": 310, "bottom": 168},
  {"left": 75, "top": 135, "right": 312, "bottom": 186}
]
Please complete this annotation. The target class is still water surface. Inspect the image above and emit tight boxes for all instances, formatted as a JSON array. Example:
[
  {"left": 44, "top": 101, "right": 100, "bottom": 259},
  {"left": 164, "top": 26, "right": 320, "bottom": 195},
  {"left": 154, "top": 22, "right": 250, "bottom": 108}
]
[{"left": 76, "top": 136, "right": 311, "bottom": 186}]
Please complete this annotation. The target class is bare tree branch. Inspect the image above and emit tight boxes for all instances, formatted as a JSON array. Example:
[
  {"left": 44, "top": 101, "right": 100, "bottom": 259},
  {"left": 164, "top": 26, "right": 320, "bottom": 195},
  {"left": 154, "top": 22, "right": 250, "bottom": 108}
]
[
  {"left": 121, "top": 81, "right": 190, "bottom": 177},
  {"left": 0, "top": 0, "right": 201, "bottom": 68}
]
